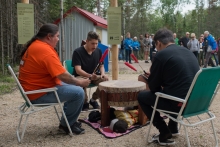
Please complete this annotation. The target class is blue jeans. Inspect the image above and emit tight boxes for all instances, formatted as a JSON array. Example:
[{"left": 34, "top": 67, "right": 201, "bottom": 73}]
[
  {"left": 213, "top": 53, "right": 219, "bottom": 66},
  {"left": 119, "top": 49, "right": 125, "bottom": 60},
  {"left": 31, "top": 82, "right": 84, "bottom": 127},
  {"left": 125, "top": 50, "right": 132, "bottom": 63}
]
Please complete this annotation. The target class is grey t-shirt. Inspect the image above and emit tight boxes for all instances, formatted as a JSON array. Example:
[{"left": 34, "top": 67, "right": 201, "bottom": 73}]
[{"left": 143, "top": 38, "right": 150, "bottom": 50}]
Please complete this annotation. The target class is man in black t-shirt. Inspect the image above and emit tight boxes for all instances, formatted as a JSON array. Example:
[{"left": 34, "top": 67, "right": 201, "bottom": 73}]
[
  {"left": 72, "top": 31, "right": 108, "bottom": 111},
  {"left": 138, "top": 28, "right": 199, "bottom": 145}
]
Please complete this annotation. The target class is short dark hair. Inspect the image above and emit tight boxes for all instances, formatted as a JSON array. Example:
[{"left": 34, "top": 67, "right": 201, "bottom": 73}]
[
  {"left": 87, "top": 31, "right": 99, "bottom": 41},
  {"left": 153, "top": 28, "right": 174, "bottom": 45},
  {"left": 144, "top": 33, "right": 149, "bottom": 38}
]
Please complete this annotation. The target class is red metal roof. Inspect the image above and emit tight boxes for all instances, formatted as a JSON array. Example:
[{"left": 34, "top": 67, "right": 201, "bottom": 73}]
[{"left": 54, "top": 6, "right": 107, "bottom": 29}]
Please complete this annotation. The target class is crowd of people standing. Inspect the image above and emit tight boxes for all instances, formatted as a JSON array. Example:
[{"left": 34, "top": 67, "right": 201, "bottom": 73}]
[
  {"left": 119, "top": 32, "right": 157, "bottom": 63},
  {"left": 119, "top": 30, "right": 220, "bottom": 68}
]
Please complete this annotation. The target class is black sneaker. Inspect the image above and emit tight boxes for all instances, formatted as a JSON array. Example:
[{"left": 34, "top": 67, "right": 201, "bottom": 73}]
[
  {"left": 59, "top": 122, "right": 85, "bottom": 135},
  {"left": 152, "top": 134, "right": 175, "bottom": 146},
  {"left": 168, "top": 126, "right": 180, "bottom": 137},
  {"left": 75, "top": 121, "right": 82, "bottom": 128},
  {"left": 89, "top": 99, "right": 100, "bottom": 109},
  {"left": 59, "top": 122, "right": 83, "bottom": 133},
  {"left": 59, "top": 124, "right": 69, "bottom": 134},
  {"left": 145, "top": 60, "right": 149, "bottom": 63},
  {"left": 70, "top": 122, "right": 85, "bottom": 135},
  {"left": 82, "top": 103, "right": 89, "bottom": 111}
]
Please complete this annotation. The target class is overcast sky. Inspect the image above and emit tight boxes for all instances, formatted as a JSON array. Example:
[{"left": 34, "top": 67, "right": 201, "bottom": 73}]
[
  {"left": 182, "top": 3, "right": 196, "bottom": 14},
  {"left": 151, "top": 0, "right": 209, "bottom": 15}
]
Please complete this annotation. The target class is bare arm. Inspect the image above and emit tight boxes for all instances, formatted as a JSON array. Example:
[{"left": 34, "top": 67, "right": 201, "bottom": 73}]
[
  {"left": 75, "top": 65, "right": 98, "bottom": 80},
  {"left": 100, "top": 64, "right": 108, "bottom": 81},
  {"left": 57, "top": 71, "right": 90, "bottom": 87},
  {"left": 100, "top": 65, "right": 105, "bottom": 75}
]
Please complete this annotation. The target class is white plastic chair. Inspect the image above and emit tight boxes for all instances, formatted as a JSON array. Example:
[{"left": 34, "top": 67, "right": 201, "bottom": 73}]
[
  {"left": 147, "top": 67, "right": 220, "bottom": 147},
  {"left": 7, "top": 64, "right": 73, "bottom": 143}
]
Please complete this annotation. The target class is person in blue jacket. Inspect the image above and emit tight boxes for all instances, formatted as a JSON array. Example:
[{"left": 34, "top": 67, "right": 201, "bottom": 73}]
[
  {"left": 123, "top": 32, "right": 133, "bottom": 64},
  {"left": 203, "top": 31, "right": 217, "bottom": 68},
  {"left": 132, "top": 36, "right": 140, "bottom": 61}
]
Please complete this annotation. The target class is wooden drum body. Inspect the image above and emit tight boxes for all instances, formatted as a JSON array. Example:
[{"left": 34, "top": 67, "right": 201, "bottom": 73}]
[{"left": 99, "top": 80, "right": 148, "bottom": 126}]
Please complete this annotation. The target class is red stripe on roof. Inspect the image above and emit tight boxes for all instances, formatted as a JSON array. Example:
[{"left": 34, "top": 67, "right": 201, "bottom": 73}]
[{"left": 54, "top": 6, "right": 107, "bottom": 29}]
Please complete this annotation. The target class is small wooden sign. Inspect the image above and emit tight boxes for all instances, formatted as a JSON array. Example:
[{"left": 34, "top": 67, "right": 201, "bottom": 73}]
[
  {"left": 17, "top": 3, "right": 34, "bottom": 44},
  {"left": 107, "top": 7, "right": 121, "bottom": 45}
]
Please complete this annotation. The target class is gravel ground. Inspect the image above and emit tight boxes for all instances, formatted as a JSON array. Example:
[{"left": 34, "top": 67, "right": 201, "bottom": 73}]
[{"left": 0, "top": 60, "right": 219, "bottom": 147}]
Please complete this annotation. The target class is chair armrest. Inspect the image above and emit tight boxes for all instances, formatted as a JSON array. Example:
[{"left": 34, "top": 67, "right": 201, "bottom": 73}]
[
  {"left": 155, "top": 92, "right": 185, "bottom": 103},
  {"left": 24, "top": 87, "right": 58, "bottom": 94}
]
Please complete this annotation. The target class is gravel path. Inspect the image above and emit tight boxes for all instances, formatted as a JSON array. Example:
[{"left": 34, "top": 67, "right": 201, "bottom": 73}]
[{"left": 0, "top": 60, "right": 219, "bottom": 147}]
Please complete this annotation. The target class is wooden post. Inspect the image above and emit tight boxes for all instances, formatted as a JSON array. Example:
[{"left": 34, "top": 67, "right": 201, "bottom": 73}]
[
  {"left": 60, "top": 0, "right": 65, "bottom": 62},
  {"left": 110, "top": 0, "right": 119, "bottom": 80},
  {"left": 21, "top": 0, "right": 29, "bottom": 3},
  {"left": 100, "top": 90, "right": 110, "bottom": 126}
]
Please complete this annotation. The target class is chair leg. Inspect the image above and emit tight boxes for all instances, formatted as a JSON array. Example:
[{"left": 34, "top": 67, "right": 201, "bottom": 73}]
[
  {"left": 89, "top": 88, "right": 91, "bottom": 99},
  {"left": 54, "top": 106, "right": 61, "bottom": 121},
  {"left": 146, "top": 108, "right": 157, "bottom": 143},
  {"left": 146, "top": 117, "right": 154, "bottom": 143},
  {"left": 16, "top": 114, "right": 29, "bottom": 143},
  {"left": 59, "top": 105, "right": 73, "bottom": 136},
  {"left": 210, "top": 120, "right": 218, "bottom": 147},
  {"left": 183, "top": 125, "right": 191, "bottom": 147},
  {"left": 177, "top": 117, "right": 183, "bottom": 133},
  {"left": 54, "top": 91, "right": 73, "bottom": 136}
]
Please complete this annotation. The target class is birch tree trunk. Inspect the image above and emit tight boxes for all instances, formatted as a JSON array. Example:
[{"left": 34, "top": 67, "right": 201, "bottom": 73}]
[
  {"left": 1, "top": 8, "right": 4, "bottom": 74},
  {"left": 7, "top": 1, "right": 10, "bottom": 65},
  {"left": 97, "top": 0, "right": 102, "bottom": 17},
  {"left": 10, "top": 0, "right": 14, "bottom": 65},
  {"left": 60, "top": 0, "right": 65, "bottom": 62}
]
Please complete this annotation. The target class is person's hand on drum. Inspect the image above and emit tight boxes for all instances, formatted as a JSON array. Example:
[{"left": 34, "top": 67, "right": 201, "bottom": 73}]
[
  {"left": 144, "top": 72, "right": 150, "bottom": 78},
  {"left": 101, "top": 74, "right": 109, "bottom": 81},
  {"left": 90, "top": 73, "right": 98, "bottom": 80},
  {"left": 78, "top": 78, "right": 91, "bottom": 87}
]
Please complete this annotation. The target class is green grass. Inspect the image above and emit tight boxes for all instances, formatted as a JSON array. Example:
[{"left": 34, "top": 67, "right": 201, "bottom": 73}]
[
  {"left": 0, "top": 85, "right": 13, "bottom": 93},
  {"left": 0, "top": 75, "right": 14, "bottom": 83},
  {"left": 0, "top": 75, "right": 17, "bottom": 95}
]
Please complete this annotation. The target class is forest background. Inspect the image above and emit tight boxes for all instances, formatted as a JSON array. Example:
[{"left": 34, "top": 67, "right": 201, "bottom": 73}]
[{"left": 0, "top": 0, "right": 220, "bottom": 75}]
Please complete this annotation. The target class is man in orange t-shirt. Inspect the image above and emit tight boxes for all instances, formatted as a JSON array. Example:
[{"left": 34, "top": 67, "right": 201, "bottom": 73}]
[{"left": 19, "top": 23, "right": 90, "bottom": 135}]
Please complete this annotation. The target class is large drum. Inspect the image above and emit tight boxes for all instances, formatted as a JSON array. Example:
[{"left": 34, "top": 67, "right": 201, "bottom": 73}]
[{"left": 99, "top": 80, "right": 148, "bottom": 126}]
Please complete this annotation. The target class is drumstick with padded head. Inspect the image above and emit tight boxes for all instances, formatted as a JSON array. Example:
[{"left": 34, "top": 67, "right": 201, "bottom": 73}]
[
  {"left": 93, "top": 49, "right": 109, "bottom": 74},
  {"left": 130, "top": 54, "right": 147, "bottom": 74},
  {"left": 124, "top": 62, "right": 137, "bottom": 71}
]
